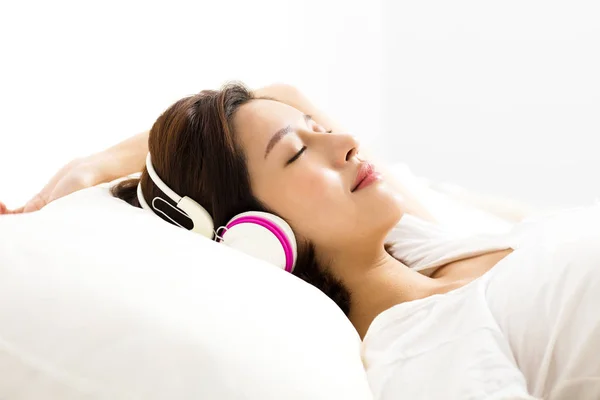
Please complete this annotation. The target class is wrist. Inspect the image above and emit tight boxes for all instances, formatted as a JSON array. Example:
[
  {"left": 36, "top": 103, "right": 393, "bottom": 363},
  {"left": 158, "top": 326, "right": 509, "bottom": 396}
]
[{"left": 86, "top": 150, "right": 124, "bottom": 185}]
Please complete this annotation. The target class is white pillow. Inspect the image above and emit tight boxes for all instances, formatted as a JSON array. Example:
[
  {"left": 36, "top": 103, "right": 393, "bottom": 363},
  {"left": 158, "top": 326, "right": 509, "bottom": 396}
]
[{"left": 0, "top": 186, "right": 373, "bottom": 399}]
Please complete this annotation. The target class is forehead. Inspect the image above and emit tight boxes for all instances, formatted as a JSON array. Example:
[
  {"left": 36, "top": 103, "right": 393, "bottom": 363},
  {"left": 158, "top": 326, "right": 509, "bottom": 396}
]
[{"left": 233, "top": 99, "right": 303, "bottom": 158}]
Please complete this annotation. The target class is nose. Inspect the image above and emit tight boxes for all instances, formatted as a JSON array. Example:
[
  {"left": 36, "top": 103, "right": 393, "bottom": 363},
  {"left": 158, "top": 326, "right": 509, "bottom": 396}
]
[{"left": 329, "top": 133, "right": 360, "bottom": 168}]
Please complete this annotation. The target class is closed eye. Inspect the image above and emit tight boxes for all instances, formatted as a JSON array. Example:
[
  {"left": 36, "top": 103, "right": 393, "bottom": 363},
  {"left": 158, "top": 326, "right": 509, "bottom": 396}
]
[
  {"left": 286, "top": 146, "right": 307, "bottom": 166},
  {"left": 284, "top": 126, "right": 330, "bottom": 166}
]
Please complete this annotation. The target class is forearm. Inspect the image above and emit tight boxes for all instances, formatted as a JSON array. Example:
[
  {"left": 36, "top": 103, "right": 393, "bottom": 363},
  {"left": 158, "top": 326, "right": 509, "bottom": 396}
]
[{"left": 90, "top": 130, "right": 149, "bottom": 184}]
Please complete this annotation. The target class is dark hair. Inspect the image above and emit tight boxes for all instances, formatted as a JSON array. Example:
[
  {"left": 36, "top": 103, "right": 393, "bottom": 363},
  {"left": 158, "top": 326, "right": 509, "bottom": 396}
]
[{"left": 110, "top": 82, "right": 351, "bottom": 315}]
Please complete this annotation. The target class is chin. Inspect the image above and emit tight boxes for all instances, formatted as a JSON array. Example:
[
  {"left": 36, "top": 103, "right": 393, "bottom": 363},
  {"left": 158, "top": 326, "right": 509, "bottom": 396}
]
[{"left": 366, "top": 187, "right": 404, "bottom": 233}]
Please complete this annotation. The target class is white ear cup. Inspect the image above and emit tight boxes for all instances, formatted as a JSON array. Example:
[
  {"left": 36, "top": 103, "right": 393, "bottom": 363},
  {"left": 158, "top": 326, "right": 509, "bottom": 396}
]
[
  {"left": 221, "top": 211, "right": 297, "bottom": 272},
  {"left": 221, "top": 223, "right": 289, "bottom": 270},
  {"left": 248, "top": 212, "right": 298, "bottom": 257}
]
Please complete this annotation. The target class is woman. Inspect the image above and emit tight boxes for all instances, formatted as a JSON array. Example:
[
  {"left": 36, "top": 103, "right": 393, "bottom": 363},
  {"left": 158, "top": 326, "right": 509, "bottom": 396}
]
[
  {"left": 0, "top": 82, "right": 510, "bottom": 332},
  {"left": 2, "top": 83, "right": 599, "bottom": 399}
]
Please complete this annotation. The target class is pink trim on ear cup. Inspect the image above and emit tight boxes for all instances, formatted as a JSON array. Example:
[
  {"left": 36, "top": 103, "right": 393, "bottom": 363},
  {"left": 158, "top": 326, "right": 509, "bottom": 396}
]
[{"left": 225, "top": 216, "right": 295, "bottom": 272}]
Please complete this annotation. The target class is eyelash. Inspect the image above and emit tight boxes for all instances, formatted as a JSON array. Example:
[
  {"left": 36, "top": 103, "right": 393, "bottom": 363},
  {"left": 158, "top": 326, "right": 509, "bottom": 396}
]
[
  {"left": 285, "top": 128, "right": 332, "bottom": 165},
  {"left": 286, "top": 146, "right": 307, "bottom": 165}
]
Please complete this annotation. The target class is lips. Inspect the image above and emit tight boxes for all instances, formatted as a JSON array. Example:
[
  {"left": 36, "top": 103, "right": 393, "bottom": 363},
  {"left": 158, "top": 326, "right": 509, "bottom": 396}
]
[{"left": 351, "top": 162, "right": 377, "bottom": 192}]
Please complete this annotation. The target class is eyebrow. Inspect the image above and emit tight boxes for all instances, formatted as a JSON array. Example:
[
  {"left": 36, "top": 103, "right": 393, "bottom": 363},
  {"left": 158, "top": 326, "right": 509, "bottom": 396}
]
[{"left": 264, "top": 114, "right": 312, "bottom": 159}]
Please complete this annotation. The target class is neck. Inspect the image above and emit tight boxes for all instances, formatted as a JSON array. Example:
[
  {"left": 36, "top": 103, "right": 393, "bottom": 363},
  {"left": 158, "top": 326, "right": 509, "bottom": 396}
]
[{"left": 332, "top": 247, "right": 446, "bottom": 339}]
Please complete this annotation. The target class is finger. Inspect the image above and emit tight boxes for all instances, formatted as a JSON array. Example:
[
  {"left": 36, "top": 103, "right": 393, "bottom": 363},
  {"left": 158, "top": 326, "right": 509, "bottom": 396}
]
[
  {"left": 23, "top": 194, "right": 46, "bottom": 213},
  {"left": 0, "top": 202, "right": 25, "bottom": 214}
]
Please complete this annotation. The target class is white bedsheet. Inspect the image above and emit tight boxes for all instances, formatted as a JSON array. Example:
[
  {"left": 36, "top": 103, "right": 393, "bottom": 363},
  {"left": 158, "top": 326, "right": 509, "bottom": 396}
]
[{"left": 363, "top": 204, "right": 600, "bottom": 399}]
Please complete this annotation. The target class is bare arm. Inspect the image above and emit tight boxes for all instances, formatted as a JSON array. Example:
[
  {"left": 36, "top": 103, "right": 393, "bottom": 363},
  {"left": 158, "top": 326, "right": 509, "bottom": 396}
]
[
  {"left": 90, "top": 130, "right": 149, "bottom": 183},
  {"left": 254, "top": 84, "right": 347, "bottom": 134},
  {"left": 1, "top": 129, "right": 149, "bottom": 213},
  {"left": 2, "top": 84, "right": 433, "bottom": 216}
]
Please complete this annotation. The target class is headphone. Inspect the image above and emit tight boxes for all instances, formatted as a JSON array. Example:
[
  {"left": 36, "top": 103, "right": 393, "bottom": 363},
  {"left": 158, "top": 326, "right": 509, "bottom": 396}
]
[{"left": 136, "top": 153, "right": 297, "bottom": 272}]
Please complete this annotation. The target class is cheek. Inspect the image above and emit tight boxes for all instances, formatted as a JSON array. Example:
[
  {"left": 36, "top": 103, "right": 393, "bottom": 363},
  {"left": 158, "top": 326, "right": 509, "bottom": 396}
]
[
  {"left": 276, "top": 169, "right": 327, "bottom": 212},
  {"left": 276, "top": 168, "right": 349, "bottom": 235}
]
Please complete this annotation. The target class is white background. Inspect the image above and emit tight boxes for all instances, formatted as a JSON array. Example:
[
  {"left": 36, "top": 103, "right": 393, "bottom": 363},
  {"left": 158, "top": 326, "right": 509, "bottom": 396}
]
[
  {"left": 382, "top": 1, "right": 600, "bottom": 208},
  {"left": 1, "top": 0, "right": 598, "bottom": 210}
]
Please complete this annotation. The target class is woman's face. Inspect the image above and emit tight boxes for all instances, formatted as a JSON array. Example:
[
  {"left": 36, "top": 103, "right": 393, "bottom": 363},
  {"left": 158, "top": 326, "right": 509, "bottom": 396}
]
[{"left": 233, "top": 99, "right": 403, "bottom": 255}]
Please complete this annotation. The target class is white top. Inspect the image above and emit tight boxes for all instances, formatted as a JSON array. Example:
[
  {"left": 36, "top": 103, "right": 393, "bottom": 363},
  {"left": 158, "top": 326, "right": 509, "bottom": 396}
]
[{"left": 367, "top": 205, "right": 600, "bottom": 399}]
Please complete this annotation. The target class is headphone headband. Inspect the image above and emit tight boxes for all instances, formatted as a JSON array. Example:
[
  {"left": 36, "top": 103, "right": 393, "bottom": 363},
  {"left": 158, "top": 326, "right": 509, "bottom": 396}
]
[{"left": 144, "top": 153, "right": 181, "bottom": 203}]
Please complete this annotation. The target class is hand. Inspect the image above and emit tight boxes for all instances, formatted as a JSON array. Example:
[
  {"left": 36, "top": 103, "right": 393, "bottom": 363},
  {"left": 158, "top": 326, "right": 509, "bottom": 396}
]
[{"left": 0, "top": 156, "right": 101, "bottom": 215}]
